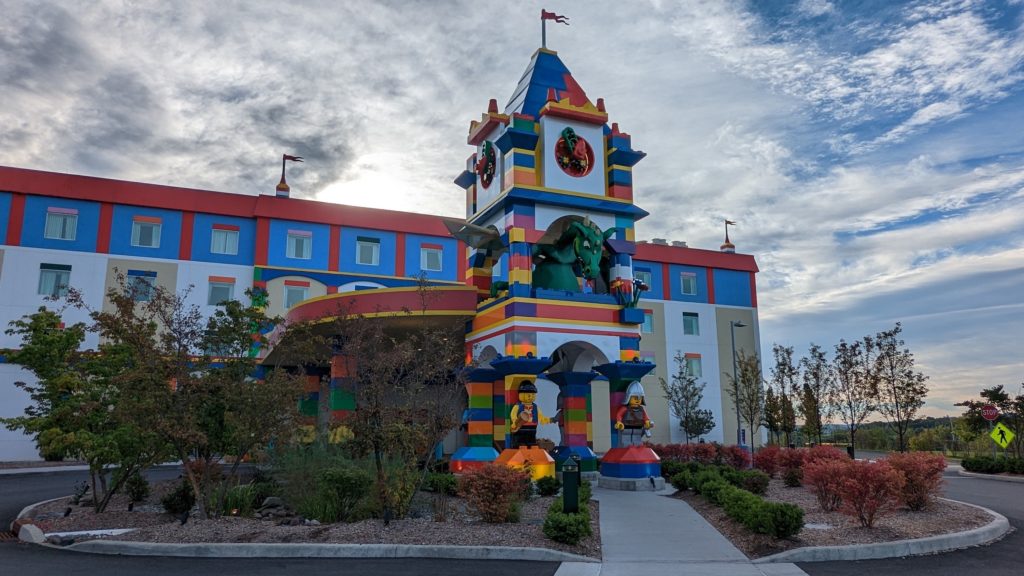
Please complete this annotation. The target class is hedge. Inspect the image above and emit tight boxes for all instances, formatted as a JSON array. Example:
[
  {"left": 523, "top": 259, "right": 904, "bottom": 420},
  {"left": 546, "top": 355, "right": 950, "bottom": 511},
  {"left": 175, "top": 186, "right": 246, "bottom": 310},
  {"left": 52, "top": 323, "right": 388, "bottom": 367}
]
[
  {"left": 682, "top": 463, "right": 804, "bottom": 539},
  {"left": 962, "top": 455, "right": 1024, "bottom": 475}
]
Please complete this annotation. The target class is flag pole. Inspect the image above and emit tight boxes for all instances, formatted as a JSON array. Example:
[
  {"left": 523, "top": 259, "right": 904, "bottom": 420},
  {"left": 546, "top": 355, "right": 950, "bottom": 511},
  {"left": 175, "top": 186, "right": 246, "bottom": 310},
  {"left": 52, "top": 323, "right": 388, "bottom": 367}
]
[{"left": 542, "top": 18, "right": 546, "bottom": 48}]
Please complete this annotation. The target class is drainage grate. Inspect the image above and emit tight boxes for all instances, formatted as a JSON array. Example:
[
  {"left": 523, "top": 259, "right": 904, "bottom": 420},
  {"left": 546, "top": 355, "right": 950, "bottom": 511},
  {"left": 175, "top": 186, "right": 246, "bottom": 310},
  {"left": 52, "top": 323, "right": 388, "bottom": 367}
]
[{"left": 0, "top": 531, "right": 17, "bottom": 542}]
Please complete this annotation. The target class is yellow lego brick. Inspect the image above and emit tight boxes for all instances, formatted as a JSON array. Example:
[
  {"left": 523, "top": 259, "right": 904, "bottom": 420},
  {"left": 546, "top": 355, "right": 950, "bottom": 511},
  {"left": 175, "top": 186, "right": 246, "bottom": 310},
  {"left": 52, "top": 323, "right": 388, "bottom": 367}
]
[{"left": 508, "top": 227, "right": 526, "bottom": 243}]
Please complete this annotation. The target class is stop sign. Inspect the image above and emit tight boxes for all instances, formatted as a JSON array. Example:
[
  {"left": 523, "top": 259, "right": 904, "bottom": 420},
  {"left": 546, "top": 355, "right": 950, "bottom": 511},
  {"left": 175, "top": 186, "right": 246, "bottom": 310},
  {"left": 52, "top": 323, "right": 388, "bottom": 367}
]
[{"left": 982, "top": 404, "right": 999, "bottom": 421}]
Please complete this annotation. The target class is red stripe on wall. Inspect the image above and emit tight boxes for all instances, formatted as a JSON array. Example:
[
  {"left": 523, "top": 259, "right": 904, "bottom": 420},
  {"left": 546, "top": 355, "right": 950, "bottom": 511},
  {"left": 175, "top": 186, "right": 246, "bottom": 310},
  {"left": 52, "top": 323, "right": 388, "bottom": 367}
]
[
  {"left": 706, "top": 267, "right": 715, "bottom": 305},
  {"left": 179, "top": 211, "right": 194, "bottom": 260},
  {"left": 395, "top": 232, "right": 406, "bottom": 277},
  {"left": 5, "top": 193, "right": 25, "bottom": 245},
  {"left": 212, "top": 223, "right": 240, "bottom": 231},
  {"left": 328, "top": 225, "right": 340, "bottom": 272},
  {"left": 457, "top": 242, "right": 468, "bottom": 284},
  {"left": 255, "top": 217, "right": 269, "bottom": 265},
  {"left": 132, "top": 215, "right": 162, "bottom": 224},
  {"left": 661, "top": 263, "right": 670, "bottom": 299},
  {"left": 96, "top": 202, "right": 113, "bottom": 253},
  {"left": 421, "top": 243, "right": 443, "bottom": 250},
  {"left": 208, "top": 276, "right": 236, "bottom": 284},
  {"left": 749, "top": 272, "right": 757, "bottom": 308},
  {"left": 284, "top": 280, "right": 310, "bottom": 287}
]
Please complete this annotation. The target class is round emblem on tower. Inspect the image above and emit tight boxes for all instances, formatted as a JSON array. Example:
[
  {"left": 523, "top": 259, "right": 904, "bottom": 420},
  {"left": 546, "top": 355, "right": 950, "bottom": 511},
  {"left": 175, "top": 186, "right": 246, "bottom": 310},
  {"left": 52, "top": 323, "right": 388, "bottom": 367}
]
[
  {"left": 476, "top": 141, "right": 496, "bottom": 188},
  {"left": 554, "top": 127, "right": 594, "bottom": 177}
]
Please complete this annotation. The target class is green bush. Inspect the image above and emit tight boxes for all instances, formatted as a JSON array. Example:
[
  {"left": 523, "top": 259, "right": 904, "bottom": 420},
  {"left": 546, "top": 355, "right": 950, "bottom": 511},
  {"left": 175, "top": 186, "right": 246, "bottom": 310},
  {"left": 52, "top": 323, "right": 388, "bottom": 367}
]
[
  {"left": 222, "top": 483, "right": 258, "bottom": 516},
  {"left": 670, "top": 470, "right": 692, "bottom": 491},
  {"left": 740, "top": 470, "right": 770, "bottom": 495},
  {"left": 424, "top": 472, "right": 459, "bottom": 496},
  {"left": 661, "top": 460, "right": 689, "bottom": 479},
  {"left": 579, "top": 479, "right": 593, "bottom": 503},
  {"left": 161, "top": 480, "right": 196, "bottom": 515},
  {"left": 765, "top": 502, "right": 804, "bottom": 538},
  {"left": 535, "top": 476, "right": 562, "bottom": 497},
  {"left": 125, "top": 472, "right": 150, "bottom": 503},
  {"left": 543, "top": 510, "right": 592, "bottom": 544},
  {"left": 692, "top": 469, "right": 723, "bottom": 493},
  {"left": 783, "top": 467, "right": 803, "bottom": 487}
]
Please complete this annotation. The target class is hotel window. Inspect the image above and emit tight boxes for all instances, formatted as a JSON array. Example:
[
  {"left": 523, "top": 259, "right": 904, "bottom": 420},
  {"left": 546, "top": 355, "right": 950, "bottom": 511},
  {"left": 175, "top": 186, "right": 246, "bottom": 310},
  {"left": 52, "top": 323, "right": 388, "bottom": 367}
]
[
  {"left": 284, "top": 285, "right": 309, "bottom": 309},
  {"left": 642, "top": 310, "right": 654, "bottom": 334},
  {"left": 208, "top": 281, "right": 234, "bottom": 305},
  {"left": 634, "top": 269, "right": 652, "bottom": 289},
  {"left": 287, "top": 231, "right": 312, "bottom": 259},
  {"left": 421, "top": 246, "right": 443, "bottom": 272},
  {"left": 44, "top": 209, "right": 77, "bottom": 241},
  {"left": 211, "top": 227, "right": 239, "bottom": 255},
  {"left": 682, "top": 312, "right": 699, "bottom": 336},
  {"left": 127, "top": 270, "right": 157, "bottom": 302},
  {"left": 680, "top": 272, "right": 697, "bottom": 295},
  {"left": 685, "top": 356, "right": 703, "bottom": 378},
  {"left": 38, "top": 263, "right": 71, "bottom": 298},
  {"left": 357, "top": 237, "right": 380, "bottom": 266},
  {"left": 131, "top": 219, "right": 161, "bottom": 248}
]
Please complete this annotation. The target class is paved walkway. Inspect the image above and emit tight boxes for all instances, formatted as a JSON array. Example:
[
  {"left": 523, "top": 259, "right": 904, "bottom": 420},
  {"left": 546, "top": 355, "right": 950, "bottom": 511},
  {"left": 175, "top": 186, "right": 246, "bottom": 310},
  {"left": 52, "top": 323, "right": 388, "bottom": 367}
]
[{"left": 557, "top": 486, "right": 808, "bottom": 576}]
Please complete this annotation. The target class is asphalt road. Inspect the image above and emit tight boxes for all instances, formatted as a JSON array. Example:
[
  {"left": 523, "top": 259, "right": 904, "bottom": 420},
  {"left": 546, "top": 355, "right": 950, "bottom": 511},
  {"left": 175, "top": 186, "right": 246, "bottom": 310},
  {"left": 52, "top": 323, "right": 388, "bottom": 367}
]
[
  {"left": 0, "top": 467, "right": 560, "bottom": 576},
  {"left": 799, "top": 467, "right": 1024, "bottom": 576}
]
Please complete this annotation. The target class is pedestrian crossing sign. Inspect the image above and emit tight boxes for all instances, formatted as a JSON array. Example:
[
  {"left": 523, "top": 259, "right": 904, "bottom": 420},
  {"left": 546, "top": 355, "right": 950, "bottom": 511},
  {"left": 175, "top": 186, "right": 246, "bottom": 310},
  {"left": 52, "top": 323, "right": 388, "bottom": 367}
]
[{"left": 991, "top": 422, "right": 1015, "bottom": 449}]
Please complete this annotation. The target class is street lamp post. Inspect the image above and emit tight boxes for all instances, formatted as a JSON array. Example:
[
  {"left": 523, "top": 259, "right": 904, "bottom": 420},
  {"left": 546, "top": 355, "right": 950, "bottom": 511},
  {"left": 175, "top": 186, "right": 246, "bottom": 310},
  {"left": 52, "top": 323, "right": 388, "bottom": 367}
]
[{"left": 730, "top": 320, "right": 747, "bottom": 448}]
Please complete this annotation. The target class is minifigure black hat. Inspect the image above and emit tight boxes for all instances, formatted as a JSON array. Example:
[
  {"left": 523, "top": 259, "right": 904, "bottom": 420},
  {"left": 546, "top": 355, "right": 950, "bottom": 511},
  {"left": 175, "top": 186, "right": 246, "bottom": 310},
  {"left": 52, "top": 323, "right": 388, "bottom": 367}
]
[{"left": 518, "top": 380, "right": 538, "bottom": 394}]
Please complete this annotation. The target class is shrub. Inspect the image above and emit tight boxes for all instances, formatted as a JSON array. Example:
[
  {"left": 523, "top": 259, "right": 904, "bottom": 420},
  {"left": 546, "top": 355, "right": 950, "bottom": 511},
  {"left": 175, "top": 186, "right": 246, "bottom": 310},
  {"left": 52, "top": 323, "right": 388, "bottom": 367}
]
[
  {"left": 886, "top": 452, "right": 946, "bottom": 511},
  {"left": 692, "top": 443, "right": 719, "bottom": 464},
  {"left": 701, "top": 479, "right": 732, "bottom": 505},
  {"left": 717, "top": 483, "right": 804, "bottom": 539},
  {"left": 753, "top": 445, "right": 781, "bottom": 477},
  {"left": 740, "top": 470, "right": 770, "bottom": 496},
  {"left": 125, "top": 472, "right": 150, "bottom": 503},
  {"left": 162, "top": 480, "right": 196, "bottom": 515},
  {"left": 803, "top": 459, "right": 849, "bottom": 511},
  {"left": 692, "top": 469, "right": 723, "bottom": 494},
  {"left": 661, "top": 460, "right": 689, "bottom": 479},
  {"left": 536, "top": 476, "right": 562, "bottom": 497},
  {"left": 649, "top": 443, "right": 694, "bottom": 462},
  {"left": 459, "top": 464, "right": 531, "bottom": 523},
  {"left": 778, "top": 448, "right": 806, "bottom": 470},
  {"left": 806, "top": 445, "right": 850, "bottom": 464},
  {"left": 424, "top": 472, "right": 459, "bottom": 496},
  {"left": 782, "top": 467, "right": 803, "bottom": 487},
  {"left": 579, "top": 479, "right": 593, "bottom": 503},
  {"left": 543, "top": 507, "right": 592, "bottom": 544},
  {"left": 222, "top": 483, "right": 258, "bottom": 516},
  {"left": 764, "top": 502, "right": 805, "bottom": 539},
  {"left": 839, "top": 460, "right": 905, "bottom": 528},
  {"left": 720, "top": 445, "right": 752, "bottom": 469},
  {"left": 313, "top": 466, "right": 373, "bottom": 522},
  {"left": 670, "top": 471, "right": 692, "bottom": 491}
]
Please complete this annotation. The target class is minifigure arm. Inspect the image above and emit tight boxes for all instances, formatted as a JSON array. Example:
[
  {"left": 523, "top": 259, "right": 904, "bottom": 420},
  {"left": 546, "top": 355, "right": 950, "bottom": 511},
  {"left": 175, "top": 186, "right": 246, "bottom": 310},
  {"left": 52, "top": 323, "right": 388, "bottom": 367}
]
[
  {"left": 509, "top": 404, "right": 521, "bottom": 432},
  {"left": 614, "top": 405, "right": 627, "bottom": 430}
]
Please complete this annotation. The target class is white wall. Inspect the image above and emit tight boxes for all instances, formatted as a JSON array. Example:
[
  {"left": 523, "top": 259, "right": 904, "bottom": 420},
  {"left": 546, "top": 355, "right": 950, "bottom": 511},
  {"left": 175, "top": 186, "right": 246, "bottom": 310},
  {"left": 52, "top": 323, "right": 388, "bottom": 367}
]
[
  {"left": 0, "top": 364, "right": 42, "bottom": 461},
  {"left": 539, "top": 117, "right": 606, "bottom": 195},
  {"left": 176, "top": 260, "right": 254, "bottom": 317},
  {"left": 661, "top": 301, "right": 725, "bottom": 444}
]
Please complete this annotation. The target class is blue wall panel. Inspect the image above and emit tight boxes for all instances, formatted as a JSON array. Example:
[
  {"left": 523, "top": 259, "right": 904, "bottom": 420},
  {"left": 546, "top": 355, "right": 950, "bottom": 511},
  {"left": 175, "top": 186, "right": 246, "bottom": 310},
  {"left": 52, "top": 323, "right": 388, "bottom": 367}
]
[
  {"left": 267, "top": 219, "right": 330, "bottom": 270},
  {"left": 191, "top": 213, "right": 256, "bottom": 265},
  {"left": 668, "top": 265, "right": 709, "bottom": 303},
  {"left": 0, "top": 192, "right": 13, "bottom": 244},
  {"left": 632, "top": 260, "right": 663, "bottom": 300},
  {"left": 404, "top": 234, "right": 458, "bottom": 281},
  {"left": 713, "top": 269, "right": 752, "bottom": 307},
  {"left": 109, "top": 206, "right": 182, "bottom": 260},
  {"left": 20, "top": 196, "right": 101, "bottom": 252},
  {"left": 339, "top": 228, "right": 396, "bottom": 276}
]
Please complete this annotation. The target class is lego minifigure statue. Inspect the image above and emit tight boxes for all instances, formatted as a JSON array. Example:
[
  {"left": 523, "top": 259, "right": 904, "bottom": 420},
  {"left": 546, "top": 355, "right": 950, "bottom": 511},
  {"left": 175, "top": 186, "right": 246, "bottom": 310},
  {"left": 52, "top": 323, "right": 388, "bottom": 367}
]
[
  {"left": 615, "top": 380, "right": 653, "bottom": 446},
  {"left": 509, "top": 380, "right": 559, "bottom": 448}
]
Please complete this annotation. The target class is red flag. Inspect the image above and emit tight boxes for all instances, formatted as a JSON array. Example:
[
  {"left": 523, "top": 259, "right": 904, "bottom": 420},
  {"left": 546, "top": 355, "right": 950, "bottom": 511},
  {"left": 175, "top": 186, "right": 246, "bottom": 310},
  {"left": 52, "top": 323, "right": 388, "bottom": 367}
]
[
  {"left": 283, "top": 154, "right": 304, "bottom": 162},
  {"left": 541, "top": 10, "right": 569, "bottom": 24}
]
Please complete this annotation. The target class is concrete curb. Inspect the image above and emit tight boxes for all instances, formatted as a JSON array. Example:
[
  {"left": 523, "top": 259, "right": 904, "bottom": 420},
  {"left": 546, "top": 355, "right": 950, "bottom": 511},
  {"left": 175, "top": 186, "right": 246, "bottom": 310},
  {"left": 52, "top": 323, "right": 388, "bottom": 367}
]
[
  {"left": 957, "top": 469, "right": 1024, "bottom": 483},
  {"left": 11, "top": 495, "right": 69, "bottom": 533},
  {"left": 754, "top": 498, "right": 1010, "bottom": 563},
  {"left": 64, "top": 540, "right": 599, "bottom": 563}
]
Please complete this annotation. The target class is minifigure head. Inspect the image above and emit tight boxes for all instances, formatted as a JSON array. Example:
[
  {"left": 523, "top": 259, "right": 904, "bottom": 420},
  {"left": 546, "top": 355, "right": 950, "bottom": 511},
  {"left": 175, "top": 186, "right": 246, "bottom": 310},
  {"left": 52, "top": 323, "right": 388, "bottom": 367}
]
[
  {"left": 517, "top": 380, "right": 538, "bottom": 404},
  {"left": 622, "top": 380, "right": 647, "bottom": 406}
]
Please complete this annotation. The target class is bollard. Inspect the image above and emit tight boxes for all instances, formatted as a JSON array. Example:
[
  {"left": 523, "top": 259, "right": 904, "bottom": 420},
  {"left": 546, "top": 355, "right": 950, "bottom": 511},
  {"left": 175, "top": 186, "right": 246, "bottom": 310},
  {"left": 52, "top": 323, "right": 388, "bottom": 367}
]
[
  {"left": 562, "top": 459, "right": 579, "bottom": 513},
  {"left": 570, "top": 454, "right": 582, "bottom": 486}
]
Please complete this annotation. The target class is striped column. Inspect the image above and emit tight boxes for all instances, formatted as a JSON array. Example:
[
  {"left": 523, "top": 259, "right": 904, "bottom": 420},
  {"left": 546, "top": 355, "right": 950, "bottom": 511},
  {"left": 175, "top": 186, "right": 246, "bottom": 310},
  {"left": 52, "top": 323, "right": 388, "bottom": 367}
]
[
  {"left": 491, "top": 354, "right": 556, "bottom": 480},
  {"left": 450, "top": 367, "right": 500, "bottom": 473},
  {"left": 547, "top": 371, "right": 599, "bottom": 473}
]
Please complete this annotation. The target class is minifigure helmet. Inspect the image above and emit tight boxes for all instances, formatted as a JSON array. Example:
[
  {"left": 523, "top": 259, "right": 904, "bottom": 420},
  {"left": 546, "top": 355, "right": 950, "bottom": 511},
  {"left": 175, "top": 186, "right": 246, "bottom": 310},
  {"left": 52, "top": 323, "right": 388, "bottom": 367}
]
[
  {"left": 518, "top": 380, "right": 538, "bottom": 394},
  {"left": 623, "top": 380, "right": 646, "bottom": 405}
]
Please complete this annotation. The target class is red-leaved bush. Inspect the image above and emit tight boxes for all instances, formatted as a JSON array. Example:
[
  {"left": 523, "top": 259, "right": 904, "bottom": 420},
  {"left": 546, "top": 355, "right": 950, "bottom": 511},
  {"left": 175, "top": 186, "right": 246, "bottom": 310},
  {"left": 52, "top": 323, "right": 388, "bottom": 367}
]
[
  {"left": 458, "top": 464, "right": 531, "bottom": 523},
  {"left": 803, "top": 459, "right": 850, "bottom": 511},
  {"left": 693, "top": 443, "right": 719, "bottom": 464},
  {"left": 650, "top": 443, "right": 721, "bottom": 465},
  {"left": 753, "top": 445, "right": 781, "bottom": 477},
  {"left": 720, "top": 445, "right": 752, "bottom": 469},
  {"left": 886, "top": 452, "right": 946, "bottom": 511},
  {"left": 777, "top": 448, "right": 806, "bottom": 470},
  {"left": 805, "top": 445, "right": 850, "bottom": 464},
  {"left": 839, "top": 460, "right": 905, "bottom": 528}
]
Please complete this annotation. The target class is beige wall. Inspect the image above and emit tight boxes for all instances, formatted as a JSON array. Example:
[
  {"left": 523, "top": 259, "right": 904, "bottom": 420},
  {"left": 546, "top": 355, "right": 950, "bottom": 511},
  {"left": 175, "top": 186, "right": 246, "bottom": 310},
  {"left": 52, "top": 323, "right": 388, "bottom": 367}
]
[
  {"left": 103, "top": 258, "right": 179, "bottom": 315},
  {"left": 715, "top": 307, "right": 759, "bottom": 446},
  {"left": 264, "top": 275, "right": 328, "bottom": 319},
  {"left": 636, "top": 300, "right": 673, "bottom": 445}
]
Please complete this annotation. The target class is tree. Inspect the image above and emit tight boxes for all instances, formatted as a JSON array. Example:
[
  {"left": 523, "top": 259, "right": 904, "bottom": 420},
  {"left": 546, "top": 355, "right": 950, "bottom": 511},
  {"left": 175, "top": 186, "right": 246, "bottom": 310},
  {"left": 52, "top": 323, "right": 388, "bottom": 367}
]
[
  {"left": 726, "top": 351, "right": 765, "bottom": 447},
  {"left": 660, "top": 351, "right": 715, "bottom": 443},
  {"left": 2, "top": 307, "right": 167, "bottom": 512},
  {"left": 873, "top": 323, "right": 928, "bottom": 452},
  {"left": 770, "top": 344, "right": 799, "bottom": 446},
  {"left": 830, "top": 337, "right": 876, "bottom": 456},
  {"left": 798, "top": 343, "right": 833, "bottom": 445},
  {"left": 763, "top": 385, "right": 782, "bottom": 444},
  {"left": 79, "top": 276, "right": 302, "bottom": 518},
  {"left": 275, "top": 284, "right": 467, "bottom": 521}
]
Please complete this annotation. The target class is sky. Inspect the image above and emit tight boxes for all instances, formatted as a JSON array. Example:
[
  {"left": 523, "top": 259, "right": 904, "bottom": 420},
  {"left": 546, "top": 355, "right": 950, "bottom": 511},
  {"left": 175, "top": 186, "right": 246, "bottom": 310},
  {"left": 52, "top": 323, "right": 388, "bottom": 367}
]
[{"left": 1, "top": 0, "right": 1022, "bottom": 418}]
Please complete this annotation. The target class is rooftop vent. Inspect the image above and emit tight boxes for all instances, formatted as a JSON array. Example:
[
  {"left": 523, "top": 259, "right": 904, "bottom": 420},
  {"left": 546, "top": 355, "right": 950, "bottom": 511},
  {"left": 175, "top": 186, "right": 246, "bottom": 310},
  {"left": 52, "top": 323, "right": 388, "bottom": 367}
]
[
  {"left": 651, "top": 238, "right": 668, "bottom": 245},
  {"left": 671, "top": 241, "right": 688, "bottom": 248}
]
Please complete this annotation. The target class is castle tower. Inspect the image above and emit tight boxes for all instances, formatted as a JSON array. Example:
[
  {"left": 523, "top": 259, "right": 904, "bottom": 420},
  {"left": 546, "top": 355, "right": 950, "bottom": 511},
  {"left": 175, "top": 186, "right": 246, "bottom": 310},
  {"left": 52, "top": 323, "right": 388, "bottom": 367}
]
[{"left": 449, "top": 48, "right": 658, "bottom": 482}]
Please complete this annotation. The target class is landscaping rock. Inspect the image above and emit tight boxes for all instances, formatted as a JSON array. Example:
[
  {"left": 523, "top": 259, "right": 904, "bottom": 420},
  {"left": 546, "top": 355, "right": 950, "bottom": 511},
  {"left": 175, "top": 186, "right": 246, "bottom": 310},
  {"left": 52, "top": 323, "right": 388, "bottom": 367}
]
[
  {"left": 259, "top": 497, "right": 284, "bottom": 509},
  {"left": 18, "top": 523, "right": 45, "bottom": 544}
]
